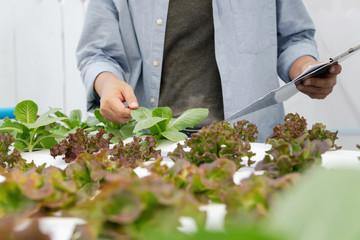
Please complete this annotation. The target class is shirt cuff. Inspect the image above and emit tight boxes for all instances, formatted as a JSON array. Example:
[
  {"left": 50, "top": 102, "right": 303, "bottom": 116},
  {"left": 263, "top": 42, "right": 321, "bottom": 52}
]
[
  {"left": 278, "top": 42, "right": 319, "bottom": 83},
  {"left": 82, "top": 61, "right": 126, "bottom": 111}
]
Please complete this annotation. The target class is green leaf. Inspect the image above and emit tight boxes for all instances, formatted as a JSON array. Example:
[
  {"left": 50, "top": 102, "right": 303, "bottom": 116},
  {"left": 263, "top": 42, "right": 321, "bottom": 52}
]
[
  {"left": 84, "top": 115, "right": 100, "bottom": 127},
  {"left": 36, "top": 136, "right": 58, "bottom": 150},
  {"left": 13, "top": 141, "right": 27, "bottom": 150},
  {"left": 51, "top": 126, "right": 72, "bottom": 139},
  {"left": 27, "top": 130, "right": 61, "bottom": 152},
  {"left": 25, "top": 116, "right": 67, "bottom": 129},
  {"left": 55, "top": 110, "right": 74, "bottom": 129},
  {"left": 14, "top": 100, "right": 38, "bottom": 124},
  {"left": 160, "top": 129, "right": 187, "bottom": 142},
  {"left": 130, "top": 107, "right": 153, "bottom": 122},
  {"left": 168, "top": 108, "right": 208, "bottom": 131},
  {"left": 38, "top": 107, "right": 62, "bottom": 121},
  {"left": 54, "top": 111, "right": 68, "bottom": 118},
  {"left": 106, "top": 121, "right": 135, "bottom": 142},
  {"left": 149, "top": 119, "right": 167, "bottom": 134},
  {"left": 133, "top": 117, "right": 168, "bottom": 133},
  {"left": 0, "top": 119, "right": 29, "bottom": 134},
  {"left": 152, "top": 107, "right": 172, "bottom": 121},
  {"left": 152, "top": 107, "right": 172, "bottom": 132},
  {"left": 94, "top": 109, "right": 109, "bottom": 125},
  {"left": 94, "top": 109, "right": 135, "bottom": 140},
  {"left": 69, "top": 110, "right": 82, "bottom": 123}
]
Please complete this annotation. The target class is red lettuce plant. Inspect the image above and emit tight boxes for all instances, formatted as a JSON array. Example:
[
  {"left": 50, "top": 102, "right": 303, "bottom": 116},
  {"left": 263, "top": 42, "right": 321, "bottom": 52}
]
[
  {"left": 169, "top": 120, "right": 258, "bottom": 168},
  {"left": 50, "top": 128, "right": 114, "bottom": 163},
  {"left": 268, "top": 113, "right": 307, "bottom": 140},
  {"left": 110, "top": 135, "right": 161, "bottom": 168},
  {"left": 223, "top": 173, "right": 301, "bottom": 220},
  {"left": 256, "top": 113, "right": 340, "bottom": 178},
  {"left": 0, "top": 132, "right": 22, "bottom": 168}
]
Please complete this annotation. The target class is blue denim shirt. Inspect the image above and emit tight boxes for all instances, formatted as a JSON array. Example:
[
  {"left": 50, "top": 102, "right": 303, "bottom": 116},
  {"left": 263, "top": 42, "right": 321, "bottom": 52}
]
[{"left": 76, "top": 0, "right": 318, "bottom": 141}]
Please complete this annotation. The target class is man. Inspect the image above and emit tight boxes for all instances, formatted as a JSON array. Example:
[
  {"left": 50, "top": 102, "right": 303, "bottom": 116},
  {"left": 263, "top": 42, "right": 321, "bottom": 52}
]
[{"left": 76, "top": 0, "right": 341, "bottom": 141}]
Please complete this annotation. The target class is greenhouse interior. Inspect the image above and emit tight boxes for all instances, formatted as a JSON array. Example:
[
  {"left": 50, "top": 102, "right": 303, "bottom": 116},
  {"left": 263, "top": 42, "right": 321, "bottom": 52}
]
[{"left": 0, "top": 0, "right": 360, "bottom": 239}]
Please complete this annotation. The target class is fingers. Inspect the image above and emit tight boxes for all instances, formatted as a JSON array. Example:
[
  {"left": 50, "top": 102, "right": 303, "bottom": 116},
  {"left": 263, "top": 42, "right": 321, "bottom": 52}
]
[
  {"left": 99, "top": 96, "right": 132, "bottom": 124},
  {"left": 297, "top": 77, "right": 335, "bottom": 99},
  {"left": 302, "top": 76, "right": 337, "bottom": 89},
  {"left": 297, "top": 83, "right": 334, "bottom": 99}
]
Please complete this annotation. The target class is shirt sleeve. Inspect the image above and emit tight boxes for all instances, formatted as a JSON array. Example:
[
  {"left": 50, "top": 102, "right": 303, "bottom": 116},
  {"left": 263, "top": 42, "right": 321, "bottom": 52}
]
[
  {"left": 276, "top": 0, "right": 319, "bottom": 83},
  {"left": 76, "top": 0, "right": 128, "bottom": 111}
]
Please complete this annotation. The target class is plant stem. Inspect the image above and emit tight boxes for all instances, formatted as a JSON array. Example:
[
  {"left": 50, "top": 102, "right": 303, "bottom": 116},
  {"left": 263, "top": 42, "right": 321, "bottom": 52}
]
[{"left": 155, "top": 124, "right": 162, "bottom": 134}]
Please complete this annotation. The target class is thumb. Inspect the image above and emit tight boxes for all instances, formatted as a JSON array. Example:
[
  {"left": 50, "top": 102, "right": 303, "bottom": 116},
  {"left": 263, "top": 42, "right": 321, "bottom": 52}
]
[{"left": 123, "top": 87, "right": 139, "bottom": 109}]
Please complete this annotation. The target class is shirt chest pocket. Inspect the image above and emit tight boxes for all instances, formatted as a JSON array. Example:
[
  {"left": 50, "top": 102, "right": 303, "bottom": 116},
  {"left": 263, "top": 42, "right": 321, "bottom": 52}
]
[{"left": 229, "top": 0, "right": 277, "bottom": 54}]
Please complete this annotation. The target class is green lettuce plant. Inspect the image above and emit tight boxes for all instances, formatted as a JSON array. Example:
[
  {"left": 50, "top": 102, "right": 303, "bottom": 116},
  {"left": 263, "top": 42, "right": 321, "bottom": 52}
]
[
  {"left": 0, "top": 100, "right": 66, "bottom": 152},
  {"left": 93, "top": 109, "right": 135, "bottom": 142},
  {"left": 51, "top": 109, "right": 100, "bottom": 140},
  {"left": 130, "top": 107, "right": 209, "bottom": 143}
]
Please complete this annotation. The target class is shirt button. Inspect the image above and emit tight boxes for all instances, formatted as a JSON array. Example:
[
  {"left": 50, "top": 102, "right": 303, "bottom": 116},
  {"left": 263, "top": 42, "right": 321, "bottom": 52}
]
[
  {"left": 156, "top": 19, "right": 163, "bottom": 25},
  {"left": 153, "top": 61, "right": 159, "bottom": 67},
  {"left": 150, "top": 98, "right": 156, "bottom": 104}
]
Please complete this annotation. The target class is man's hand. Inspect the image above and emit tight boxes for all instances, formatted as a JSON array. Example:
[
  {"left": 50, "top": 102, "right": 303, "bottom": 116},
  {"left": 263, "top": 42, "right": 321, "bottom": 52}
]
[
  {"left": 289, "top": 56, "right": 342, "bottom": 99},
  {"left": 94, "top": 72, "right": 138, "bottom": 123}
]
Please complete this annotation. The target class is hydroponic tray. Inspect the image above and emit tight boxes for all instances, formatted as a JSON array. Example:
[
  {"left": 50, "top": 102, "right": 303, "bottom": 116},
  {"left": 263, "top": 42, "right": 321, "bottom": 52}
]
[{"left": 7, "top": 142, "right": 360, "bottom": 240}]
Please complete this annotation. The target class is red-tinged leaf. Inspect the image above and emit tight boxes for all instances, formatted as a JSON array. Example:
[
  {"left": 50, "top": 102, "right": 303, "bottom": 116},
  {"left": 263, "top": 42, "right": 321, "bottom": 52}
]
[
  {"left": 23, "top": 178, "right": 53, "bottom": 201},
  {"left": 104, "top": 168, "right": 136, "bottom": 184},
  {"left": 65, "top": 157, "right": 103, "bottom": 198},
  {"left": 65, "top": 159, "right": 91, "bottom": 188},
  {"left": 90, "top": 159, "right": 107, "bottom": 182},
  {"left": 145, "top": 179, "right": 185, "bottom": 206},
  {"left": 0, "top": 182, "right": 40, "bottom": 217},
  {"left": 41, "top": 190, "right": 78, "bottom": 209},
  {"left": 191, "top": 158, "right": 236, "bottom": 198},
  {"left": 101, "top": 189, "right": 143, "bottom": 225},
  {"left": 43, "top": 167, "right": 77, "bottom": 193}
]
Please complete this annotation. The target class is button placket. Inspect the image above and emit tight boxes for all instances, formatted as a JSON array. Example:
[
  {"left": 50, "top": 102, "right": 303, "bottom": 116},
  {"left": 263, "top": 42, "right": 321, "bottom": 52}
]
[{"left": 149, "top": 1, "right": 170, "bottom": 108}]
